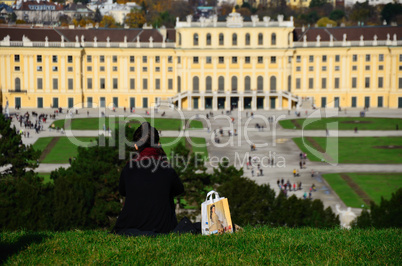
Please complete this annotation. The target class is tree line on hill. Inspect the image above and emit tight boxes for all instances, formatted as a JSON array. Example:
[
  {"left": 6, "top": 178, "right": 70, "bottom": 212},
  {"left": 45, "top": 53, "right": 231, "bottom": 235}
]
[
  {"left": 3, "top": 0, "right": 401, "bottom": 28},
  {"left": 0, "top": 113, "right": 400, "bottom": 231}
]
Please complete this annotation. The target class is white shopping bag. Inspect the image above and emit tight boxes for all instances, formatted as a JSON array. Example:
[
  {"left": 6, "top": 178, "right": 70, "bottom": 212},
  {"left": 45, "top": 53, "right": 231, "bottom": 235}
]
[{"left": 201, "top": 190, "right": 233, "bottom": 236}]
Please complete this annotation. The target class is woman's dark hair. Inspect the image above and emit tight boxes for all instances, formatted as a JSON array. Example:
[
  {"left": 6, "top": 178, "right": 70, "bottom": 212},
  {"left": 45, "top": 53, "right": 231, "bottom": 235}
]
[
  {"left": 210, "top": 204, "right": 215, "bottom": 220},
  {"left": 132, "top": 122, "right": 160, "bottom": 153}
]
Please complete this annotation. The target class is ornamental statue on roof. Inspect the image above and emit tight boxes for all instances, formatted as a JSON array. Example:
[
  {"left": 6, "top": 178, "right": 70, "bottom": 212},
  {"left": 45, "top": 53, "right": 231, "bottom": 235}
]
[{"left": 226, "top": 7, "right": 243, "bottom": 28}]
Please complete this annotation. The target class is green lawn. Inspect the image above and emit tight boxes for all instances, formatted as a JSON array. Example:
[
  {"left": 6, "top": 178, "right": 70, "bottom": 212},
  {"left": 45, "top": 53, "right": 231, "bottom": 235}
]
[
  {"left": 280, "top": 117, "right": 402, "bottom": 130},
  {"left": 33, "top": 137, "right": 98, "bottom": 164},
  {"left": 293, "top": 137, "right": 402, "bottom": 164},
  {"left": 34, "top": 137, "right": 208, "bottom": 164},
  {"left": 37, "top": 173, "right": 52, "bottom": 184},
  {"left": 323, "top": 173, "right": 402, "bottom": 208},
  {"left": 31, "top": 137, "right": 53, "bottom": 153},
  {"left": 52, "top": 117, "right": 203, "bottom": 131},
  {"left": 1, "top": 228, "right": 400, "bottom": 264},
  {"left": 190, "top": 137, "right": 209, "bottom": 159},
  {"left": 159, "top": 137, "right": 186, "bottom": 158}
]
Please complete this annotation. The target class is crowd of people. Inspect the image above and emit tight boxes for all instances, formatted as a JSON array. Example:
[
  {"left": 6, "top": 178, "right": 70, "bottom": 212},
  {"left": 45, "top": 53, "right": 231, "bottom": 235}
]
[{"left": 13, "top": 111, "right": 52, "bottom": 137}]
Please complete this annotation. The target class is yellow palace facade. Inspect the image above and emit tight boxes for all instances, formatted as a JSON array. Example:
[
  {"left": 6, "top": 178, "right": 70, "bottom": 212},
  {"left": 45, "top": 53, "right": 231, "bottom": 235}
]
[{"left": 0, "top": 12, "right": 402, "bottom": 111}]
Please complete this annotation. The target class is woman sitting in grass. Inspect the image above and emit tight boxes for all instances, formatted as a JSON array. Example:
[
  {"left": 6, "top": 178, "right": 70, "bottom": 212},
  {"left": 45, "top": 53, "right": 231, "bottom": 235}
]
[{"left": 112, "top": 122, "right": 185, "bottom": 236}]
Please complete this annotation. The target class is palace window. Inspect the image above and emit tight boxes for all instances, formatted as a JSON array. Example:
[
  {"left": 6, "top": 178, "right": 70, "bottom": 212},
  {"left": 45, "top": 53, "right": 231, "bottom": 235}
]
[
  {"left": 308, "top": 78, "right": 313, "bottom": 89},
  {"left": 334, "top": 78, "right": 340, "bottom": 89},
  {"left": 219, "top": 33, "right": 224, "bottom": 45},
  {"left": 193, "top": 33, "right": 199, "bottom": 46},
  {"left": 113, "top": 78, "right": 118, "bottom": 89},
  {"left": 245, "top": 33, "right": 250, "bottom": 45},
  {"left": 258, "top": 33, "right": 263, "bottom": 45},
  {"left": 206, "top": 76, "right": 212, "bottom": 92},
  {"left": 257, "top": 76, "right": 263, "bottom": 92},
  {"left": 53, "top": 78, "right": 58, "bottom": 90},
  {"left": 365, "top": 77, "right": 370, "bottom": 88},
  {"left": 271, "top": 33, "right": 276, "bottom": 45},
  {"left": 37, "top": 78, "right": 43, "bottom": 90},
  {"left": 130, "top": 78, "right": 135, "bottom": 90},
  {"left": 232, "top": 33, "right": 237, "bottom": 46},
  {"left": 352, "top": 77, "right": 357, "bottom": 88},
  {"left": 321, "top": 78, "right": 327, "bottom": 89},
  {"left": 155, "top": 78, "right": 160, "bottom": 90},
  {"left": 87, "top": 78, "right": 92, "bottom": 89},
  {"left": 378, "top": 77, "right": 383, "bottom": 88},
  {"left": 296, "top": 78, "right": 301, "bottom": 89}
]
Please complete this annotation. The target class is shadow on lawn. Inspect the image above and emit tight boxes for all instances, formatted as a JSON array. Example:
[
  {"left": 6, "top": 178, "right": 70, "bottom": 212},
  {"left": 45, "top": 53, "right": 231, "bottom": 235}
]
[{"left": 0, "top": 232, "right": 50, "bottom": 264}]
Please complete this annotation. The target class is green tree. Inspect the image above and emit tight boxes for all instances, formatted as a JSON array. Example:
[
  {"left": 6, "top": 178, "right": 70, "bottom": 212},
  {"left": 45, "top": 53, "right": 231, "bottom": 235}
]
[
  {"left": 170, "top": 142, "right": 212, "bottom": 220},
  {"left": 94, "top": 7, "right": 103, "bottom": 23},
  {"left": 270, "top": 193, "right": 339, "bottom": 228},
  {"left": 217, "top": 175, "right": 276, "bottom": 226},
  {"left": 352, "top": 188, "right": 402, "bottom": 228},
  {"left": 9, "top": 12, "right": 17, "bottom": 23},
  {"left": 125, "top": 10, "right": 146, "bottom": 28},
  {"left": 51, "top": 136, "right": 126, "bottom": 230},
  {"left": 100, "top": 15, "right": 117, "bottom": 28},
  {"left": 349, "top": 1, "right": 377, "bottom": 24},
  {"left": 309, "top": 0, "right": 327, "bottom": 8},
  {"left": 0, "top": 172, "right": 53, "bottom": 230},
  {"left": 151, "top": 11, "right": 175, "bottom": 28},
  {"left": 381, "top": 3, "right": 402, "bottom": 24},
  {"left": 0, "top": 113, "right": 40, "bottom": 179},
  {"left": 330, "top": 9, "right": 345, "bottom": 21},
  {"left": 317, "top": 17, "right": 337, "bottom": 27}
]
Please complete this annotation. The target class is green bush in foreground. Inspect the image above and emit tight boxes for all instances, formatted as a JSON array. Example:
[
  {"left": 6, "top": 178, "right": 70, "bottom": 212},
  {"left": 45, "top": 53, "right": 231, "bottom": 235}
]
[
  {"left": 352, "top": 188, "right": 402, "bottom": 229},
  {"left": 1, "top": 227, "right": 401, "bottom": 264}
]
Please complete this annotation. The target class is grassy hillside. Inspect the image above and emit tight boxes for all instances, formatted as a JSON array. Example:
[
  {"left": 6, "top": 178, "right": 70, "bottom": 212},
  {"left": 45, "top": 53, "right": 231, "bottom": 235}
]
[
  {"left": 1, "top": 227, "right": 401, "bottom": 264},
  {"left": 279, "top": 117, "right": 402, "bottom": 130}
]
